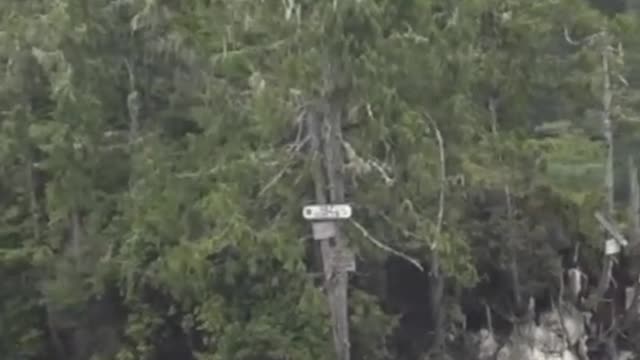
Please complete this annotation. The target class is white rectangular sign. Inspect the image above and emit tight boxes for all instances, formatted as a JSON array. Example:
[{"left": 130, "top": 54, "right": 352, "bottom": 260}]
[
  {"left": 605, "top": 238, "right": 621, "bottom": 255},
  {"left": 311, "top": 221, "right": 337, "bottom": 240},
  {"left": 303, "top": 204, "right": 352, "bottom": 220}
]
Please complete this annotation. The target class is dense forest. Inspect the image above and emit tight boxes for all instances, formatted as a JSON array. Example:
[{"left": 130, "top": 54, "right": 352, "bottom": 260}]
[{"left": 3, "top": 0, "right": 640, "bottom": 359}]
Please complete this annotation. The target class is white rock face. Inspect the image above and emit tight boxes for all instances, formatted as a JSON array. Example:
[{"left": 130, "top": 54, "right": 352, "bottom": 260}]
[
  {"left": 475, "top": 329, "right": 498, "bottom": 360},
  {"left": 619, "top": 351, "right": 636, "bottom": 360},
  {"left": 470, "top": 303, "right": 637, "bottom": 360},
  {"left": 480, "top": 304, "right": 586, "bottom": 360}
]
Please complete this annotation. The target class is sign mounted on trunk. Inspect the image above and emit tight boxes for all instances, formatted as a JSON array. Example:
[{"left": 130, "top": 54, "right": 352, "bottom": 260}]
[{"left": 303, "top": 204, "right": 352, "bottom": 221}]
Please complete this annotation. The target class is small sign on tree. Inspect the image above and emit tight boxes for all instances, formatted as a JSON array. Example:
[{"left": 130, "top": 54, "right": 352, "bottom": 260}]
[
  {"left": 311, "top": 221, "right": 337, "bottom": 240},
  {"left": 303, "top": 204, "right": 355, "bottom": 272},
  {"left": 303, "top": 204, "right": 352, "bottom": 221}
]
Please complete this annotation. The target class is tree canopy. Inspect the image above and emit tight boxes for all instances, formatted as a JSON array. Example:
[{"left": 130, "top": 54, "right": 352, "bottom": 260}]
[{"left": 2, "top": 1, "right": 640, "bottom": 359}]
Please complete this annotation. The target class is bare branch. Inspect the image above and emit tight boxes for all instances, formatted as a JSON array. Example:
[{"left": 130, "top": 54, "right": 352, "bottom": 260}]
[
  {"left": 629, "top": 157, "right": 640, "bottom": 246},
  {"left": 616, "top": 73, "right": 629, "bottom": 87},
  {"left": 588, "top": 39, "right": 618, "bottom": 310},
  {"left": 350, "top": 219, "right": 424, "bottom": 272},
  {"left": 288, "top": 109, "right": 307, "bottom": 149},
  {"left": 594, "top": 212, "right": 628, "bottom": 247},
  {"left": 258, "top": 108, "right": 311, "bottom": 196},
  {"left": 258, "top": 165, "right": 290, "bottom": 197},
  {"left": 622, "top": 158, "right": 640, "bottom": 325},
  {"left": 563, "top": 26, "right": 604, "bottom": 47},
  {"left": 484, "top": 301, "right": 493, "bottom": 335},
  {"left": 342, "top": 141, "right": 394, "bottom": 185},
  {"left": 430, "top": 117, "right": 446, "bottom": 236},
  {"left": 488, "top": 97, "right": 499, "bottom": 136},
  {"left": 210, "top": 39, "right": 289, "bottom": 64},
  {"left": 123, "top": 58, "right": 135, "bottom": 91},
  {"left": 389, "top": 26, "right": 430, "bottom": 44},
  {"left": 175, "top": 167, "right": 221, "bottom": 179},
  {"left": 368, "top": 160, "right": 394, "bottom": 185},
  {"left": 563, "top": 27, "right": 581, "bottom": 46}
]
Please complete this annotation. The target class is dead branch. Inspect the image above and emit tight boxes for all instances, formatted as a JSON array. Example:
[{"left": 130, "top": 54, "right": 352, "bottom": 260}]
[
  {"left": 563, "top": 27, "right": 604, "bottom": 47},
  {"left": 175, "top": 167, "right": 221, "bottom": 179},
  {"left": 424, "top": 112, "right": 447, "bottom": 353},
  {"left": 377, "top": 210, "right": 422, "bottom": 242},
  {"left": 350, "top": 219, "right": 424, "bottom": 272},
  {"left": 210, "top": 38, "right": 289, "bottom": 64},
  {"left": 431, "top": 118, "right": 445, "bottom": 237},
  {"left": 484, "top": 301, "right": 494, "bottom": 335},
  {"left": 389, "top": 26, "right": 430, "bottom": 44},
  {"left": 289, "top": 107, "right": 308, "bottom": 147},
  {"left": 258, "top": 164, "right": 291, "bottom": 197},
  {"left": 629, "top": 157, "right": 639, "bottom": 246},
  {"left": 594, "top": 212, "right": 628, "bottom": 247},
  {"left": 368, "top": 160, "right": 394, "bottom": 185},
  {"left": 256, "top": 107, "right": 312, "bottom": 196},
  {"left": 622, "top": 158, "right": 640, "bottom": 326},
  {"left": 342, "top": 140, "right": 394, "bottom": 185},
  {"left": 588, "top": 38, "right": 617, "bottom": 310},
  {"left": 563, "top": 27, "right": 581, "bottom": 46},
  {"left": 559, "top": 267, "right": 565, "bottom": 304}
]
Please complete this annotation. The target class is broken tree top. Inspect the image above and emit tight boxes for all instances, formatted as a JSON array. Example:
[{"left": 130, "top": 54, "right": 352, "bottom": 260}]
[{"left": 303, "top": 204, "right": 352, "bottom": 221}]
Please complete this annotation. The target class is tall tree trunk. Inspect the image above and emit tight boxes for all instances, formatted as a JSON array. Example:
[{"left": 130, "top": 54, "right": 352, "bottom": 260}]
[
  {"left": 428, "top": 119, "right": 446, "bottom": 353},
  {"left": 589, "top": 38, "right": 615, "bottom": 309},
  {"left": 629, "top": 158, "right": 640, "bottom": 246},
  {"left": 602, "top": 44, "right": 614, "bottom": 219},
  {"left": 488, "top": 97, "right": 522, "bottom": 311},
  {"left": 20, "top": 110, "right": 67, "bottom": 360},
  {"left": 308, "top": 97, "right": 350, "bottom": 360},
  {"left": 623, "top": 157, "right": 640, "bottom": 324},
  {"left": 587, "top": 37, "right": 619, "bottom": 360},
  {"left": 504, "top": 185, "right": 522, "bottom": 310}
]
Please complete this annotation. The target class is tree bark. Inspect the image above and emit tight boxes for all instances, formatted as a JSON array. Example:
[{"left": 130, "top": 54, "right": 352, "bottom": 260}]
[
  {"left": 488, "top": 97, "right": 522, "bottom": 311},
  {"left": 308, "top": 99, "right": 350, "bottom": 360},
  {"left": 323, "top": 76, "right": 351, "bottom": 358},
  {"left": 21, "top": 112, "right": 67, "bottom": 360},
  {"left": 588, "top": 39, "right": 615, "bottom": 310},
  {"left": 428, "top": 118, "right": 446, "bottom": 353},
  {"left": 621, "top": 157, "right": 640, "bottom": 327}
]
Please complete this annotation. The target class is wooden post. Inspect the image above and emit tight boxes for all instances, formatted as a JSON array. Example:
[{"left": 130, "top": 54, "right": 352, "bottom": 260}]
[{"left": 307, "top": 100, "right": 352, "bottom": 360}]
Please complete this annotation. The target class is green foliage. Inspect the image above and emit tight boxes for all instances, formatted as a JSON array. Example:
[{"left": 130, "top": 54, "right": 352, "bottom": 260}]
[{"left": 1, "top": 0, "right": 639, "bottom": 359}]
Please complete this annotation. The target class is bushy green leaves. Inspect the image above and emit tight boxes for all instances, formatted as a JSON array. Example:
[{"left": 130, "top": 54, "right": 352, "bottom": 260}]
[{"left": 1, "top": 0, "right": 640, "bottom": 359}]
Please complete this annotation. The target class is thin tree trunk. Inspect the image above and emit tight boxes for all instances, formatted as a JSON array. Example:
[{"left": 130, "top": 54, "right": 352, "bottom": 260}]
[
  {"left": 29, "top": 166, "right": 66, "bottom": 359},
  {"left": 588, "top": 39, "right": 619, "bottom": 359},
  {"left": 588, "top": 41, "right": 615, "bottom": 309},
  {"left": 21, "top": 113, "right": 66, "bottom": 359},
  {"left": 488, "top": 97, "right": 522, "bottom": 311},
  {"left": 623, "top": 157, "right": 640, "bottom": 324},
  {"left": 602, "top": 46, "right": 614, "bottom": 218},
  {"left": 71, "top": 209, "right": 83, "bottom": 260},
  {"left": 505, "top": 185, "right": 522, "bottom": 310},
  {"left": 629, "top": 157, "right": 640, "bottom": 246},
  {"left": 429, "top": 119, "right": 446, "bottom": 353}
]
